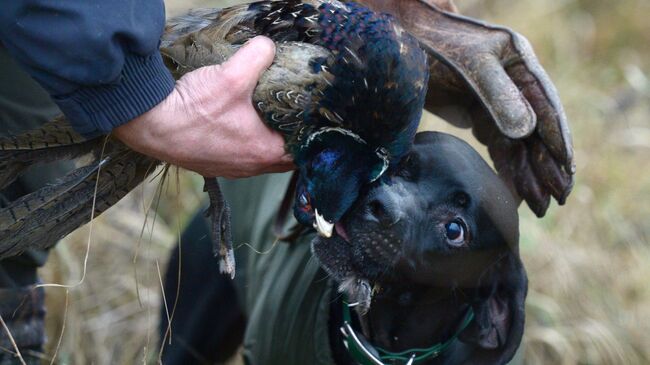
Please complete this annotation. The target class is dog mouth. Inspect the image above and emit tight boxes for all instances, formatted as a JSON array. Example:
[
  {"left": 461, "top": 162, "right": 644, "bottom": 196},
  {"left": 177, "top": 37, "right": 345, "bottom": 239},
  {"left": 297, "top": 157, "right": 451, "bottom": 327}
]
[
  {"left": 311, "top": 218, "right": 403, "bottom": 314},
  {"left": 335, "top": 222, "right": 350, "bottom": 242},
  {"left": 323, "top": 220, "right": 401, "bottom": 275}
]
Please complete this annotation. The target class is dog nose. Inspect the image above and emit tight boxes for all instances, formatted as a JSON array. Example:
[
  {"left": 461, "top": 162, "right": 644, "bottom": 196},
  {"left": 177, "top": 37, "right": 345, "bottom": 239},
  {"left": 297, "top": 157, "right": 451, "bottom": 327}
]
[{"left": 365, "top": 197, "right": 398, "bottom": 227}]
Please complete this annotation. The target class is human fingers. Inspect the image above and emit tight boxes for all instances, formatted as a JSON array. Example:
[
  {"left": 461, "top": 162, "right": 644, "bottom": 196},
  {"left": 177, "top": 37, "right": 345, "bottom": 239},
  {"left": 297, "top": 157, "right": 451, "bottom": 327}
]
[{"left": 221, "top": 36, "right": 275, "bottom": 92}]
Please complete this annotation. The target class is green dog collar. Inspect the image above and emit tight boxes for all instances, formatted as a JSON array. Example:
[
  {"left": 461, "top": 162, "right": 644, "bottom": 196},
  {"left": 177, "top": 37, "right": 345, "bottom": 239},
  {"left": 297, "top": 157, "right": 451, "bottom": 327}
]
[{"left": 340, "top": 299, "right": 475, "bottom": 365}]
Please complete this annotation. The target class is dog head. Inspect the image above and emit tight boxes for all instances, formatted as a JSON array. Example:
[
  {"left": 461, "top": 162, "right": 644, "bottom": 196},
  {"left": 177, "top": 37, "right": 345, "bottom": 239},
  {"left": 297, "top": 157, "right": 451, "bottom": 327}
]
[{"left": 312, "top": 132, "right": 527, "bottom": 364}]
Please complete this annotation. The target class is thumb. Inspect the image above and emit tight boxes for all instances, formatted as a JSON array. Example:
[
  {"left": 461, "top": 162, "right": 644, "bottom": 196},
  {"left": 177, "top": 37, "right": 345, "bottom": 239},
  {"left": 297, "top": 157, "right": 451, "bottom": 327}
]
[
  {"left": 222, "top": 36, "right": 276, "bottom": 90},
  {"left": 472, "top": 56, "right": 536, "bottom": 139}
]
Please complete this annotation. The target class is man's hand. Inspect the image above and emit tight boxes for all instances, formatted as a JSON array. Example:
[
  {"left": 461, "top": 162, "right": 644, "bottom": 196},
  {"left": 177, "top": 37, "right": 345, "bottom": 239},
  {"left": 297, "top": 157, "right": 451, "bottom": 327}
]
[
  {"left": 114, "top": 36, "right": 294, "bottom": 179},
  {"left": 359, "top": 0, "right": 574, "bottom": 217}
]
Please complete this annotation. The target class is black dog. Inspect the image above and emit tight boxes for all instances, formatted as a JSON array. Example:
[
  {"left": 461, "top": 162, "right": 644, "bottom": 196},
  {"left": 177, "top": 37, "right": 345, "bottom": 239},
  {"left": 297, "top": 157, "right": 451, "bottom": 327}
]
[
  {"left": 313, "top": 131, "right": 527, "bottom": 364},
  {"left": 160, "top": 132, "right": 527, "bottom": 365}
]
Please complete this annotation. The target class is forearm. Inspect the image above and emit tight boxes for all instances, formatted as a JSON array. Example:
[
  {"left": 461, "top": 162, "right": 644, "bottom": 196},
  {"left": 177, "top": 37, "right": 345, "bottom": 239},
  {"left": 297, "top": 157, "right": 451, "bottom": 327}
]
[{"left": 0, "top": 0, "right": 174, "bottom": 138}]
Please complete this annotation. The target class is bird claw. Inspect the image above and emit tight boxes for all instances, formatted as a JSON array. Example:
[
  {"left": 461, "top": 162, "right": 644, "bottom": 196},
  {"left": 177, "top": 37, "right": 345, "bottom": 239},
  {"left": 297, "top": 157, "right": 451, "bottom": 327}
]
[
  {"left": 219, "top": 246, "right": 236, "bottom": 280},
  {"left": 203, "top": 177, "right": 235, "bottom": 279}
]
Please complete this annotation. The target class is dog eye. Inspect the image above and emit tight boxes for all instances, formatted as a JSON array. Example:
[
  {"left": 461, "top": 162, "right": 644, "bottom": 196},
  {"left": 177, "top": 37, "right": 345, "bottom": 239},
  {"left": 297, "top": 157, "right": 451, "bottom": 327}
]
[{"left": 444, "top": 219, "right": 466, "bottom": 246}]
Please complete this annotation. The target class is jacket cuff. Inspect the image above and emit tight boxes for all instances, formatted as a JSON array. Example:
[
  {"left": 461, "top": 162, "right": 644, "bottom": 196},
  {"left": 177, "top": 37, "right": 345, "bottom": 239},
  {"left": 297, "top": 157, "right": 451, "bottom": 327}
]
[{"left": 53, "top": 52, "right": 175, "bottom": 138}]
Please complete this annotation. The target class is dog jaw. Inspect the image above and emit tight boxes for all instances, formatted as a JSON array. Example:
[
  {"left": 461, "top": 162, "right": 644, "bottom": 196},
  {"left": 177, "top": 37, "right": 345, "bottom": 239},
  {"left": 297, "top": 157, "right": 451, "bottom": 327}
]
[
  {"left": 311, "top": 234, "right": 379, "bottom": 313},
  {"left": 339, "top": 276, "right": 373, "bottom": 315}
]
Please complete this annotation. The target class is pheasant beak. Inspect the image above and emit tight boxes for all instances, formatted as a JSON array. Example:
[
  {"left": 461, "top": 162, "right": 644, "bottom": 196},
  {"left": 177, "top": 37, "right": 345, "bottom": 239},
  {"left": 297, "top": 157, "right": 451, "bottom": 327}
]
[{"left": 313, "top": 209, "right": 334, "bottom": 238}]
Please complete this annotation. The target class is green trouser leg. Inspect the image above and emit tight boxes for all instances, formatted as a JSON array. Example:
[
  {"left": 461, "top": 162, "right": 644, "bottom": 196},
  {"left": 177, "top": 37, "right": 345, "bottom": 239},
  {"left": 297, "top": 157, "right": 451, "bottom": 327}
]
[
  {"left": 0, "top": 47, "right": 73, "bottom": 363},
  {"left": 162, "top": 174, "right": 339, "bottom": 365}
]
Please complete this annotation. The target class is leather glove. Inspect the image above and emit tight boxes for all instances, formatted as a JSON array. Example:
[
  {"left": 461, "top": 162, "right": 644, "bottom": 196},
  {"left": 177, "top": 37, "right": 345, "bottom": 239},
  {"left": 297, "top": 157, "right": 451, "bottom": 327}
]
[{"left": 358, "top": 0, "right": 575, "bottom": 217}]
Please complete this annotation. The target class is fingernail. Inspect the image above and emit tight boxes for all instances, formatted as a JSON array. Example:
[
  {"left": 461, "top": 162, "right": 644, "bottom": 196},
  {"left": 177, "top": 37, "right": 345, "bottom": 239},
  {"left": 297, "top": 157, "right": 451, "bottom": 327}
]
[{"left": 244, "top": 35, "right": 263, "bottom": 45}]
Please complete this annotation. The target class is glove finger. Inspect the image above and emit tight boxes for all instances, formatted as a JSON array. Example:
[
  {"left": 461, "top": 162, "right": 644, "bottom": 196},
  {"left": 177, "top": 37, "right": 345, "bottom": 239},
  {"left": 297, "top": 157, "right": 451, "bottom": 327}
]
[
  {"left": 473, "top": 107, "right": 553, "bottom": 216},
  {"left": 510, "top": 140, "right": 550, "bottom": 217},
  {"left": 486, "top": 137, "right": 522, "bottom": 206},
  {"left": 469, "top": 55, "right": 536, "bottom": 139},
  {"left": 506, "top": 52, "right": 574, "bottom": 175},
  {"left": 473, "top": 109, "right": 528, "bottom": 209},
  {"left": 528, "top": 136, "right": 574, "bottom": 205}
]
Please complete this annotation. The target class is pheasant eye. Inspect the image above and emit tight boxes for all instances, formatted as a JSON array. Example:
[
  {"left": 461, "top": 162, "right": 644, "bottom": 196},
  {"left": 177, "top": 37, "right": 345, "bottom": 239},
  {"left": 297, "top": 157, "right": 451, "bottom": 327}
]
[
  {"left": 444, "top": 219, "right": 466, "bottom": 246},
  {"left": 299, "top": 191, "right": 312, "bottom": 211}
]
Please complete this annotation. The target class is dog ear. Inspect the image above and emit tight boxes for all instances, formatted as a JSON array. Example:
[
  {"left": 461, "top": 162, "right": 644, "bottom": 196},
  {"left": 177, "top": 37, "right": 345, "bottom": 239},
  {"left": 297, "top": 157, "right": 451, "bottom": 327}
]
[{"left": 459, "top": 254, "right": 528, "bottom": 364}]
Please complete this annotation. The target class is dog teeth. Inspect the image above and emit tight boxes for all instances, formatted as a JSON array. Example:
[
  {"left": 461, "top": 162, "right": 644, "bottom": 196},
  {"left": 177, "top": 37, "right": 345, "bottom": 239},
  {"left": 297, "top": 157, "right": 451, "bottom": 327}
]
[
  {"left": 314, "top": 209, "right": 334, "bottom": 237},
  {"left": 354, "top": 279, "right": 373, "bottom": 315},
  {"left": 339, "top": 277, "right": 373, "bottom": 314}
]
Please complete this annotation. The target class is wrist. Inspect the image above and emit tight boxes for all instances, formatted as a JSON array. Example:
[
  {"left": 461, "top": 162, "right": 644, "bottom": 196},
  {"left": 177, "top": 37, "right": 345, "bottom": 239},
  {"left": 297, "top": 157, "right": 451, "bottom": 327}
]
[
  {"left": 112, "top": 93, "right": 181, "bottom": 164},
  {"left": 55, "top": 52, "right": 175, "bottom": 138}
]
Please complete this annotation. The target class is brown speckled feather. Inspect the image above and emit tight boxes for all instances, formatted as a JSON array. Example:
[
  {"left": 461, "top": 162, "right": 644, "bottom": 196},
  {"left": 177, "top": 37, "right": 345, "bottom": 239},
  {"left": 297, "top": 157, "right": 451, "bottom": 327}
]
[
  {"left": 160, "top": 2, "right": 336, "bottom": 145},
  {"left": 0, "top": 118, "right": 158, "bottom": 259}
]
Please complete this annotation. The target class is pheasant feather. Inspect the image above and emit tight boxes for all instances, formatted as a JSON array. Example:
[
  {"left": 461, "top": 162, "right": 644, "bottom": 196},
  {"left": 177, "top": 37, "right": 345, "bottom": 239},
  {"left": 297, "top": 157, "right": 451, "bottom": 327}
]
[{"left": 0, "top": 0, "right": 429, "bottom": 276}]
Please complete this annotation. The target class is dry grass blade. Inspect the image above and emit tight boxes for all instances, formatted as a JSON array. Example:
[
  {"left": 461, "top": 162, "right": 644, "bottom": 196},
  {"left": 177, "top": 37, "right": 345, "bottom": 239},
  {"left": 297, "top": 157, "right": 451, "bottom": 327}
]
[
  {"left": 0, "top": 314, "right": 27, "bottom": 365},
  {"left": 37, "top": 135, "right": 110, "bottom": 290},
  {"left": 49, "top": 289, "right": 68, "bottom": 365}
]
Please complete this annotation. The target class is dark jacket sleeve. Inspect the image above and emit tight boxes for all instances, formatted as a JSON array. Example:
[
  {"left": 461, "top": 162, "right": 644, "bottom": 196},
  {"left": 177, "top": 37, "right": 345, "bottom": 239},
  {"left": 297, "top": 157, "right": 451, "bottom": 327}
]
[{"left": 0, "top": 0, "right": 176, "bottom": 138}]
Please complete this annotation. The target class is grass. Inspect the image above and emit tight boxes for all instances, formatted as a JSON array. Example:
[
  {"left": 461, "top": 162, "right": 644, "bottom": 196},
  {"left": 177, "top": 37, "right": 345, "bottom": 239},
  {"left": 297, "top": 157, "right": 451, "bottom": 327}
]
[{"left": 36, "top": 0, "right": 650, "bottom": 363}]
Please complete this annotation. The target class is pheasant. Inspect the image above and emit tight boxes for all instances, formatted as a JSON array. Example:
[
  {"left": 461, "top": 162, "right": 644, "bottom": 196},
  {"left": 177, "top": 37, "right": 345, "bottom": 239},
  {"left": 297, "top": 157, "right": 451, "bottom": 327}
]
[{"left": 0, "top": 0, "right": 429, "bottom": 277}]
